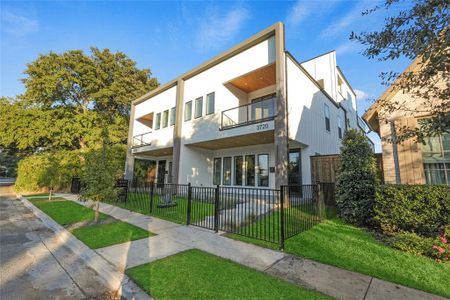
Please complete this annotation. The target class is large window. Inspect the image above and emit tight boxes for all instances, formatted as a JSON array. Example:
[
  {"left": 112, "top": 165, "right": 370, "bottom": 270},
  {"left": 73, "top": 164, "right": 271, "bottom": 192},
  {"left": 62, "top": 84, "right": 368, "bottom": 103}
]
[
  {"left": 155, "top": 112, "right": 161, "bottom": 130},
  {"left": 184, "top": 101, "right": 192, "bottom": 121},
  {"left": 245, "top": 155, "right": 256, "bottom": 186},
  {"left": 213, "top": 158, "right": 222, "bottom": 185},
  {"left": 324, "top": 104, "right": 330, "bottom": 131},
  {"left": 288, "top": 149, "right": 301, "bottom": 185},
  {"left": 170, "top": 107, "right": 176, "bottom": 126},
  {"left": 234, "top": 156, "right": 243, "bottom": 186},
  {"left": 206, "top": 92, "right": 215, "bottom": 115},
  {"left": 162, "top": 110, "right": 169, "bottom": 128},
  {"left": 257, "top": 154, "right": 269, "bottom": 187},
  {"left": 421, "top": 133, "right": 450, "bottom": 185},
  {"left": 195, "top": 96, "right": 203, "bottom": 119},
  {"left": 222, "top": 157, "right": 232, "bottom": 185}
]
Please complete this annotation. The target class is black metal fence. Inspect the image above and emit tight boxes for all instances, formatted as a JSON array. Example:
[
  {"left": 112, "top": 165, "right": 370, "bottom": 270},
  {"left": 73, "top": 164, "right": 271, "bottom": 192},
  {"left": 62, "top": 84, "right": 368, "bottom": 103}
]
[{"left": 72, "top": 177, "right": 336, "bottom": 249}]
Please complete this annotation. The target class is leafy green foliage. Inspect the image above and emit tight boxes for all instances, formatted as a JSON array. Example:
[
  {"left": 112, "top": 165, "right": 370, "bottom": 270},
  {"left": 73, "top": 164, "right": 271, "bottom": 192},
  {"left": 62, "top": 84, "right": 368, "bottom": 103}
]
[
  {"left": 373, "top": 184, "right": 450, "bottom": 237},
  {"left": 387, "top": 231, "right": 434, "bottom": 257},
  {"left": 336, "top": 129, "right": 378, "bottom": 225},
  {"left": 351, "top": 0, "right": 450, "bottom": 142}
]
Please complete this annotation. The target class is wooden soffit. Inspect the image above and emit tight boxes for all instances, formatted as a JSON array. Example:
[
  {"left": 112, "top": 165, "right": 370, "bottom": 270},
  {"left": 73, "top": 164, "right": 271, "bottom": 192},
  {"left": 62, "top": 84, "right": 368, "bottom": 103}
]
[
  {"left": 186, "top": 130, "right": 274, "bottom": 150},
  {"left": 227, "top": 63, "right": 276, "bottom": 93}
]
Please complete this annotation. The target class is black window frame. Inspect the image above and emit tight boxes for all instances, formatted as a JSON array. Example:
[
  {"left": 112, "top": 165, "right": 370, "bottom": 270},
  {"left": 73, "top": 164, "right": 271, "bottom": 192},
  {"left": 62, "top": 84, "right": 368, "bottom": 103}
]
[
  {"left": 245, "top": 155, "right": 256, "bottom": 186},
  {"left": 324, "top": 104, "right": 330, "bottom": 132},
  {"left": 222, "top": 157, "right": 232, "bottom": 186},
  {"left": 213, "top": 157, "right": 222, "bottom": 186},
  {"left": 234, "top": 156, "right": 243, "bottom": 186}
]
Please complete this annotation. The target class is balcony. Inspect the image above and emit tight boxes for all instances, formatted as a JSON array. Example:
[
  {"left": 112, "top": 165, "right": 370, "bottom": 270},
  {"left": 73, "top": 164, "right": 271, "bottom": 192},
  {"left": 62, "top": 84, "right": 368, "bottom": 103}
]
[
  {"left": 132, "top": 132, "right": 152, "bottom": 148},
  {"left": 221, "top": 96, "right": 276, "bottom": 130}
]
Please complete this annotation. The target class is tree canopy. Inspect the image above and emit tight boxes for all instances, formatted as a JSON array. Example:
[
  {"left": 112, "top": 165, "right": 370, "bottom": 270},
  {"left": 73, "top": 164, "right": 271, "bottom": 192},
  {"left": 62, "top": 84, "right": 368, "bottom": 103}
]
[
  {"left": 0, "top": 48, "right": 158, "bottom": 154},
  {"left": 351, "top": 0, "right": 450, "bottom": 142}
]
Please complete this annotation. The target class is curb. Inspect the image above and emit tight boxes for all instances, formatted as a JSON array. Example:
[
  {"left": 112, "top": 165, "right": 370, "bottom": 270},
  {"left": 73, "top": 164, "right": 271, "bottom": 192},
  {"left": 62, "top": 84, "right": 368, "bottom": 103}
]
[{"left": 19, "top": 195, "right": 151, "bottom": 300}]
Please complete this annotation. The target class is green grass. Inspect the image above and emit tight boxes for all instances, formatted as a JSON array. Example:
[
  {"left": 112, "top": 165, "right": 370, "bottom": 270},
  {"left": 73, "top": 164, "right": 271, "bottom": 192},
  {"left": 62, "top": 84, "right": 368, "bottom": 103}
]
[
  {"left": 126, "top": 249, "right": 331, "bottom": 300},
  {"left": 232, "top": 217, "right": 450, "bottom": 298},
  {"left": 107, "top": 192, "right": 214, "bottom": 224},
  {"left": 24, "top": 193, "right": 49, "bottom": 197},
  {"left": 33, "top": 200, "right": 108, "bottom": 225},
  {"left": 71, "top": 221, "right": 153, "bottom": 249},
  {"left": 27, "top": 197, "right": 66, "bottom": 202}
]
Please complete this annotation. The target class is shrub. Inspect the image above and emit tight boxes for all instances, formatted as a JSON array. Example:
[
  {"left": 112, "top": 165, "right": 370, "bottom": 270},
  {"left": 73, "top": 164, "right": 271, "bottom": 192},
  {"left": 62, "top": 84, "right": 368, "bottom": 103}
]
[
  {"left": 431, "top": 225, "right": 450, "bottom": 262},
  {"left": 387, "top": 231, "right": 434, "bottom": 257},
  {"left": 336, "top": 129, "right": 378, "bottom": 225},
  {"left": 15, "top": 150, "right": 84, "bottom": 192},
  {"left": 373, "top": 184, "right": 450, "bottom": 237}
]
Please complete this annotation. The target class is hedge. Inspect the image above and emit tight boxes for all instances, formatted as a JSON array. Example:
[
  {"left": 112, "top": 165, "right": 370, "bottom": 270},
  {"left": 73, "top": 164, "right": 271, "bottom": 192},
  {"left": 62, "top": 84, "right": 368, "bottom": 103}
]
[
  {"left": 15, "top": 145, "right": 126, "bottom": 193},
  {"left": 373, "top": 184, "right": 450, "bottom": 237}
]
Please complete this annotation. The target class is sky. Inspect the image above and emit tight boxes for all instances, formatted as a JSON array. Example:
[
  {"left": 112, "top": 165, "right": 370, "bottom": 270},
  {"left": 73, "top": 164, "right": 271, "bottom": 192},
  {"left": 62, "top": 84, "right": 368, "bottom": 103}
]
[{"left": 0, "top": 0, "right": 414, "bottom": 152}]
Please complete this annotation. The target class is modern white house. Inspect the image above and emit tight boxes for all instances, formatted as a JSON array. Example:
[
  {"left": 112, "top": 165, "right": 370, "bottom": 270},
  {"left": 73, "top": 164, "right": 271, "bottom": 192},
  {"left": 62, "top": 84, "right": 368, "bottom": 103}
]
[{"left": 125, "top": 22, "right": 360, "bottom": 189}]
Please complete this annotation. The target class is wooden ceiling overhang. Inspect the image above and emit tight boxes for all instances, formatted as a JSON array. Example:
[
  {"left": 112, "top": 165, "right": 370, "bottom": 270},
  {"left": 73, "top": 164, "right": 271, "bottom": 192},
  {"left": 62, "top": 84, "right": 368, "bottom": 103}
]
[
  {"left": 227, "top": 63, "right": 276, "bottom": 93},
  {"left": 186, "top": 130, "right": 274, "bottom": 150},
  {"left": 136, "top": 113, "right": 154, "bottom": 127},
  {"left": 134, "top": 146, "right": 173, "bottom": 157}
]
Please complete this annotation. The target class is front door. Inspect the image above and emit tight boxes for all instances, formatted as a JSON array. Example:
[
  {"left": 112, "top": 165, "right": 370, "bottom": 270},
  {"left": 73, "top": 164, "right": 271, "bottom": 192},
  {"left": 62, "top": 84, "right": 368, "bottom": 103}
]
[
  {"left": 157, "top": 160, "right": 166, "bottom": 185},
  {"left": 288, "top": 149, "right": 302, "bottom": 185}
]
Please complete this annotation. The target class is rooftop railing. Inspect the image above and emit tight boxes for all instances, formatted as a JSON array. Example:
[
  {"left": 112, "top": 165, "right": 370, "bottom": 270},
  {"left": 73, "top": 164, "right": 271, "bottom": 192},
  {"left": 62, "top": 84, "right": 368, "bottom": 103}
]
[{"left": 221, "top": 97, "right": 277, "bottom": 130}]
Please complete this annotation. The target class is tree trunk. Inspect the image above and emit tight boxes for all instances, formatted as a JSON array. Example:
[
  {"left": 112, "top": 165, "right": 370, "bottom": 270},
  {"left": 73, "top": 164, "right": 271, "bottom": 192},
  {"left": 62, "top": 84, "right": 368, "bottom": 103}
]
[
  {"left": 95, "top": 200, "right": 100, "bottom": 223},
  {"left": 48, "top": 188, "right": 52, "bottom": 201}
]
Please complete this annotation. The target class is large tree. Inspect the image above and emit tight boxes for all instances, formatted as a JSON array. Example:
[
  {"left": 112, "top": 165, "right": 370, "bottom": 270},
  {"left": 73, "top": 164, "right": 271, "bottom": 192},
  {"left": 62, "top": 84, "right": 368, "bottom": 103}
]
[
  {"left": 0, "top": 48, "right": 158, "bottom": 153},
  {"left": 351, "top": 0, "right": 449, "bottom": 142}
]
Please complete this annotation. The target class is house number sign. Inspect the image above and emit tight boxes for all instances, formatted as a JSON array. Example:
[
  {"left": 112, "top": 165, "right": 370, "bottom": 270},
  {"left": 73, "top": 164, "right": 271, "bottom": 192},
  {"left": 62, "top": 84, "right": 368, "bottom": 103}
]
[{"left": 256, "top": 123, "right": 269, "bottom": 131}]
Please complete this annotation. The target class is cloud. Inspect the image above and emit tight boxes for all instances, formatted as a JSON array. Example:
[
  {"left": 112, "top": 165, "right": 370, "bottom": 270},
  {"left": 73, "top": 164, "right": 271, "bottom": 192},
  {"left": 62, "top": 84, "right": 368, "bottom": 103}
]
[
  {"left": 286, "top": 0, "right": 341, "bottom": 26},
  {"left": 196, "top": 7, "right": 249, "bottom": 52},
  {"left": 1, "top": 11, "right": 39, "bottom": 38},
  {"left": 354, "top": 89, "right": 369, "bottom": 101},
  {"left": 334, "top": 41, "right": 362, "bottom": 56}
]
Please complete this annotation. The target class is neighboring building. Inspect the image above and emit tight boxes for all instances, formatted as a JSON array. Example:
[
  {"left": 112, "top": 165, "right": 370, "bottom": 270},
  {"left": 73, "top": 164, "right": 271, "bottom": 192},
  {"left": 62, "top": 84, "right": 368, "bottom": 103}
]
[
  {"left": 363, "top": 58, "right": 449, "bottom": 185},
  {"left": 125, "top": 22, "right": 359, "bottom": 189}
]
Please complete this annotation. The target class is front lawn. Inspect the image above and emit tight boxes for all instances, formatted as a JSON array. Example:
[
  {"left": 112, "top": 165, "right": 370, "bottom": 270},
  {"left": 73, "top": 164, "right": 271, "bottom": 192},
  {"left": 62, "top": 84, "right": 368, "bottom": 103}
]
[
  {"left": 71, "top": 221, "right": 153, "bottom": 249},
  {"left": 27, "top": 196, "right": 66, "bottom": 202},
  {"left": 33, "top": 200, "right": 108, "bottom": 225},
  {"left": 231, "top": 217, "right": 450, "bottom": 298},
  {"left": 126, "top": 249, "right": 331, "bottom": 300}
]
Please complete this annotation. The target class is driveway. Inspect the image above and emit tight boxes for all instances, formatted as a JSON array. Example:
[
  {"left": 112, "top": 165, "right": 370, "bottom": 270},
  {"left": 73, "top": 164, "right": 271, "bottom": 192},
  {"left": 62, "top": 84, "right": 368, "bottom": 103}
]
[{"left": 0, "top": 186, "right": 116, "bottom": 299}]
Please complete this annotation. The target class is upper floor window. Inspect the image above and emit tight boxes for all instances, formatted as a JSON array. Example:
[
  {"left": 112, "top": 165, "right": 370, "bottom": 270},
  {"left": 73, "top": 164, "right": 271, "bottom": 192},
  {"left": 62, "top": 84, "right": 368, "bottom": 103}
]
[
  {"left": 184, "top": 101, "right": 192, "bottom": 121},
  {"left": 162, "top": 110, "right": 169, "bottom": 128},
  {"left": 195, "top": 96, "right": 203, "bottom": 119},
  {"left": 338, "top": 116, "right": 343, "bottom": 139},
  {"left": 324, "top": 104, "right": 330, "bottom": 131},
  {"left": 206, "top": 92, "right": 215, "bottom": 115},
  {"left": 155, "top": 112, "right": 161, "bottom": 130},
  {"left": 170, "top": 107, "right": 176, "bottom": 126},
  {"left": 421, "top": 133, "right": 450, "bottom": 185}
]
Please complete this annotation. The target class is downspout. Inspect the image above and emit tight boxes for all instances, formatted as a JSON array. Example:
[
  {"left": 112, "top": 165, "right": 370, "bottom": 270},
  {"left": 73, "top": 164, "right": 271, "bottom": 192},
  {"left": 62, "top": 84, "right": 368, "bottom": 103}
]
[{"left": 389, "top": 120, "right": 401, "bottom": 184}]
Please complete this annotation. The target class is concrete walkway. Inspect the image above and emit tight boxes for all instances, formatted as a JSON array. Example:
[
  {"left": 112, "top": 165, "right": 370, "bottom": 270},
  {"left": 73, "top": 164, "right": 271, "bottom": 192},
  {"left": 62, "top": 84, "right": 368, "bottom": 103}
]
[
  {"left": 0, "top": 186, "right": 116, "bottom": 299},
  {"left": 56, "top": 193, "right": 445, "bottom": 300}
]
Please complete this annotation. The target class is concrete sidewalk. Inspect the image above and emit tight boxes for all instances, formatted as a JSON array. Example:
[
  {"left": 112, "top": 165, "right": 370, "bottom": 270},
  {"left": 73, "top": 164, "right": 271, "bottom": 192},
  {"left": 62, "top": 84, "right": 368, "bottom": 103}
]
[{"left": 57, "top": 193, "right": 445, "bottom": 300}]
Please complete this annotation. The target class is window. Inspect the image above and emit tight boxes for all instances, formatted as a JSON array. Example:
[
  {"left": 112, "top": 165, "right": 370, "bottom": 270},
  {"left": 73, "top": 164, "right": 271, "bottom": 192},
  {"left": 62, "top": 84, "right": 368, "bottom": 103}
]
[
  {"left": 162, "top": 110, "right": 169, "bottom": 128},
  {"left": 324, "top": 104, "right": 330, "bottom": 131},
  {"left": 170, "top": 107, "right": 176, "bottom": 126},
  {"left": 213, "top": 158, "right": 222, "bottom": 185},
  {"left": 245, "top": 155, "right": 255, "bottom": 186},
  {"left": 155, "top": 112, "right": 161, "bottom": 130},
  {"left": 234, "top": 156, "right": 243, "bottom": 186},
  {"left": 421, "top": 133, "right": 450, "bottom": 185},
  {"left": 338, "top": 116, "right": 343, "bottom": 139},
  {"left": 206, "top": 92, "right": 215, "bottom": 115},
  {"left": 195, "top": 97, "right": 203, "bottom": 118},
  {"left": 257, "top": 154, "right": 269, "bottom": 187},
  {"left": 184, "top": 101, "right": 192, "bottom": 121},
  {"left": 288, "top": 149, "right": 301, "bottom": 185},
  {"left": 222, "top": 157, "right": 232, "bottom": 185}
]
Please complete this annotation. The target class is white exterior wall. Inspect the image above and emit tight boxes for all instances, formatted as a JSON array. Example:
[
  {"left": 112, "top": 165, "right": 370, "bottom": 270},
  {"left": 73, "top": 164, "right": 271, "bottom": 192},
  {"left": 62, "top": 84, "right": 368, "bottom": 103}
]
[
  {"left": 133, "top": 86, "right": 177, "bottom": 149},
  {"left": 301, "top": 52, "right": 338, "bottom": 101},
  {"left": 287, "top": 56, "right": 345, "bottom": 184},
  {"left": 179, "top": 144, "right": 276, "bottom": 188},
  {"left": 181, "top": 36, "right": 275, "bottom": 145}
]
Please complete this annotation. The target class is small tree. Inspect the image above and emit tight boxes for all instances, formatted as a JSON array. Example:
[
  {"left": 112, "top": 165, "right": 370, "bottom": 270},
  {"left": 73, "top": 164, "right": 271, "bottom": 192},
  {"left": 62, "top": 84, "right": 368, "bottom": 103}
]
[
  {"left": 336, "top": 129, "right": 378, "bottom": 225},
  {"left": 41, "top": 154, "right": 59, "bottom": 201},
  {"left": 81, "top": 126, "right": 119, "bottom": 222}
]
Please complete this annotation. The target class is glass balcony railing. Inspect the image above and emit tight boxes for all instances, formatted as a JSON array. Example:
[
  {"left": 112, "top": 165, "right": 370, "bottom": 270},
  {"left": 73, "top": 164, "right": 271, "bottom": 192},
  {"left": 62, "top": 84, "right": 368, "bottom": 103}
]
[
  {"left": 132, "top": 132, "right": 152, "bottom": 147},
  {"left": 221, "top": 97, "right": 277, "bottom": 130}
]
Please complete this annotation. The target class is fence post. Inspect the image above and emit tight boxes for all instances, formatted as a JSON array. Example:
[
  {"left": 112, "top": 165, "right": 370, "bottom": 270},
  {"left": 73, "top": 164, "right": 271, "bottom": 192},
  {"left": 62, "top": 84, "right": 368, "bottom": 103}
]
[
  {"left": 316, "top": 182, "right": 325, "bottom": 220},
  {"left": 187, "top": 183, "right": 192, "bottom": 225},
  {"left": 214, "top": 184, "right": 220, "bottom": 233},
  {"left": 279, "top": 186, "right": 285, "bottom": 251},
  {"left": 150, "top": 183, "right": 154, "bottom": 213}
]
